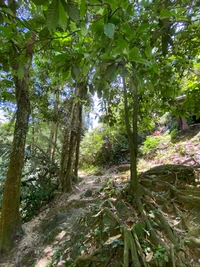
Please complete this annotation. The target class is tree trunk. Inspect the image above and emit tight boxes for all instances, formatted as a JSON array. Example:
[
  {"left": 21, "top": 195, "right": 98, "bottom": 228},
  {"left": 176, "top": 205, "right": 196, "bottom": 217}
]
[
  {"left": 122, "top": 71, "right": 139, "bottom": 203},
  {"left": 0, "top": 70, "right": 30, "bottom": 253},
  {"left": 0, "top": 15, "right": 34, "bottom": 250},
  {"left": 47, "top": 90, "right": 59, "bottom": 163},
  {"left": 59, "top": 84, "right": 85, "bottom": 192},
  {"left": 74, "top": 104, "right": 83, "bottom": 181}
]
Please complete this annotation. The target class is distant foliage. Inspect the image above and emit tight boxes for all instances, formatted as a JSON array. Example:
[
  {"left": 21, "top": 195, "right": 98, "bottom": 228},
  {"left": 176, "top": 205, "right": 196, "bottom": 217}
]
[
  {"left": 140, "top": 135, "right": 162, "bottom": 155},
  {"left": 0, "top": 143, "right": 59, "bottom": 221},
  {"left": 80, "top": 125, "right": 129, "bottom": 167}
]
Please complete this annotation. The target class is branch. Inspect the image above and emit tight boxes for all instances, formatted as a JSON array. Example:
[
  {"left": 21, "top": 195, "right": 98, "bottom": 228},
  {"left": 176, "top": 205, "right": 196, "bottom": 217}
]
[{"left": 20, "top": 30, "right": 80, "bottom": 54}]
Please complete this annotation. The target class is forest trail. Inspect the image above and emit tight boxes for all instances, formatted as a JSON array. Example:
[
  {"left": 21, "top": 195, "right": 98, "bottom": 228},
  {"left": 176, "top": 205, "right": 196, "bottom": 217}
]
[
  {"left": 0, "top": 127, "right": 200, "bottom": 267},
  {"left": 0, "top": 170, "right": 129, "bottom": 267}
]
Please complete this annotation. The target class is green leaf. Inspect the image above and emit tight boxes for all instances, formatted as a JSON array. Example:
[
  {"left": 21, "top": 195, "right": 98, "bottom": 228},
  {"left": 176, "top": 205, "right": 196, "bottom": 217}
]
[
  {"left": 146, "top": 82, "right": 154, "bottom": 92},
  {"left": 17, "top": 64, "right": 24, "bottom": 80},
  {"left": 39, "top": 27, "right": 50, "bottom": 39},
  {"left": 65, "top": 1, "right": 80, "bottom": 22},
  {"left": 104, "top": 23, "right": 115, "bottom": 38},
  {"left": 129, "top": 47, "right": 141, "bottom": 60},
  {"left": 58, "top": 0, "right": 67, "bottom": 30},
  {"left": 71, "top": 65, "right": 80, "bottom": 79},
  {"left": 116, "top": 38, "right": 129, "bottom": 54},
  {"left": 91, "top": 21, "right": 104, "bottom": 38},
  {"left": 121, "top": 23, "right": 133, "bottom": 36},
  {"left": 2, "top": 7, "right": 13, "bottom": 16},
  {"left": 105, "top": 64, "right": 117, "bottom": 81},
  {"left": 46, "top": 0, "right": 59, "bottom": 30},
  {"left": 31, "top": 15, "right": 46, "bottom": 25},
  {"left": 2, "top": 61, "right": 9, "bottom": 72},
  {"left": 160, "top": 9, "right": 171, "bottom": 18},
  {"left": 31, "top": 0, "right": 49, "bottom": 5},
  {"left": 137, "top": 23, "right": 150, "bottom": 33},
  {"left": 145, "top": 44, "right": 152, "bottom": 59},
  {"left": 133, "top": 57, "right": 150, "bottom": 65},
  {"left": 80, "top": 0, "right": 86, "bottom": 19},
  {"left": 81, "top": 22, "right": 88, "bottom": 36},
  {"left": 152, "top": 62, "right": 159, "bottom": 74}
]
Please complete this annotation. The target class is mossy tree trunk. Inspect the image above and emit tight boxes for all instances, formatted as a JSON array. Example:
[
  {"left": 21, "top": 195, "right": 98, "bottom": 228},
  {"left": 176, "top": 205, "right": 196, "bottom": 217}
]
[
  {"left": 0, "top": 3, "right": 34, "bottom": 249},
  {"left": 0, "top": 69, "right": 31, "bottom": 253}
]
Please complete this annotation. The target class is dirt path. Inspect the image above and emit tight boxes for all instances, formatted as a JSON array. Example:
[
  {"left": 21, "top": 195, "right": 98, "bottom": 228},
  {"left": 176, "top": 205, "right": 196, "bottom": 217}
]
[{"left": 0, "top": 172, "right": 114, "bottom": 267}]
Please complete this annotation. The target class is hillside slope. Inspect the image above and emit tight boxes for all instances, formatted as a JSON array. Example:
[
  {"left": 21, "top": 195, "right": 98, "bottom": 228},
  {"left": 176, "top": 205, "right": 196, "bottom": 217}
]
[{"left": 0, "top": 125, "right": 200, "bottom": 267}]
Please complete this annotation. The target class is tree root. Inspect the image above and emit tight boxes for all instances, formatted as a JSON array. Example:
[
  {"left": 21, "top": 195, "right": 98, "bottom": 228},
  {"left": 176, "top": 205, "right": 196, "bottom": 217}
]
[
  {"left": 143, "top": 199, "right": 179, "bottom": 247},
  {"left": 124, "top": 227, "right": 141, "bottom": 267}
]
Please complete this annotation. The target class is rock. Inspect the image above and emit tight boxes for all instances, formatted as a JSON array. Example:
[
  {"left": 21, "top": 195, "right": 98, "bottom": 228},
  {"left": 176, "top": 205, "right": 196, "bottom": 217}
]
[
  {"left": 83, "top": 189, "right": 93, "bottom": 197},
  {"left": 117, "top": 164, "right": 130, "bottom": 172}
]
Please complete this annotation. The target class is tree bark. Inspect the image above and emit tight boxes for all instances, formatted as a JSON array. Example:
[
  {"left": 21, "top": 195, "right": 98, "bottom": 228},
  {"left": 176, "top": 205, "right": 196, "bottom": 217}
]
[
  {"left": 74, "top": 104, "right": 83, "bottom": 181},
  {"left": 0, "top": 69, "right": 30, "bottom": 253},
  {"left": 47, "top": 90, "right": 59, "bottom": 163},
  {"left": 59, "top": 84, "right": 85, "bottom": 192},
  {"left": 122, "top": 71, "right": 139, "bottom": 203},
  {"left": 0, "top": 8, "right": 34, "bottom": 250}
]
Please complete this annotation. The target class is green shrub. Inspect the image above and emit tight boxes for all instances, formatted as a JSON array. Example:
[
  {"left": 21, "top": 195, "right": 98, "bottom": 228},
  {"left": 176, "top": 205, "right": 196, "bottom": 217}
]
[
  {"left": 0, "top": 143, "right": 59, "bottom": 222},
  {"left": 140, "top": 135, "right": 162, "bottom": 155},
  {"left": 80, "top": 125, "right": 129, "bottom": 167}
]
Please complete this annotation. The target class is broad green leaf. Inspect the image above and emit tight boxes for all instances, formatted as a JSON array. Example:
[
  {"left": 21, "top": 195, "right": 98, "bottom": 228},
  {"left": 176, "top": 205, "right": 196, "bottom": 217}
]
[
  {"left": 65, "top": 1, "right": 80, "bottom": 22},
  {"left": 126, "top": 3, "right": 135, "bottom": 16},
  {"left": 137, "top": 23, "right": 150, "bottom": 33},
  {"left": 104, "top": 23, "right": 115, "bottom": 38},
  {"left": 133, "top": 57, "right": 150, "bottom": 66},
  {"left": 105, "top": 64, "right": 117, "bottom": 81},
  {"left": 1, "top": 26, "right": 12, "bottom": 37},
  {"left": 2, "top": 16, "right": 11, "bottom": 24},
  {"left": 82, "top": 63, "right": 90, "bottom": 75},
  {"left": 31, "top": 15, "right": 46, "bottom": 25},
  {"left": 129, "top": 47, "right": 141, "bottom": 60},
  {"left": 2, "top": 7, "right": 13, "bottom": 16},
  {"left": 91, "top": 21, "right": 104, "bottom": 38},
  {"left": 81, "top": 22, "right": 88, "bottom": 36},
  {"left": 46, "top": 0, "right": 59, "bottom": 30},
  {"left": 53, "top": 54, "right": 67, "bottom": 62},
  {"left": 116, "top": 38, "right": 129, "bottom": 54},
  {"left": 121, "top": 24, "right": 134, "bottom": 36},
  {"left": 71, "top": 65, "right": 80, "bottom": 79},
  {"left": 17, "top": 64, "right": 24, "bottom": 80},
  {"left": 160, "top": 9, "right": 171, "bottom": 18},
  {"left": 31, "top": 0, "right": 49, "bottom": 5},
  {"left": 152, "top": 62, "right": 159, "bottom": 74},
  {"left": 145, "top": 44, "right": 152, "bottom": 59},
  {"left": 58, "top": 0, "right": 67, "bottom": 30},
  {"left": 80, "top": 0, "right": 86, "bottom": 19}
]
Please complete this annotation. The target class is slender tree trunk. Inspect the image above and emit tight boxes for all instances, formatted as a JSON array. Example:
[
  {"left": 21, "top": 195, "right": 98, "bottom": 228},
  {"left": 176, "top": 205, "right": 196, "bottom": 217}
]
[
  {"left": 31, "top": 111, "right": 35, "bottom": 156},
  {"left": 74, "top": 104, "right": 83, "bottom": 181},
  {"left": 51, "top": 121, "right": 58, "bottom": 164},
  {"left": 0, "top": 69, "right": 30, "bottom": 253},
  {"left": 60, "top": 98, "right": 79, "bottom": 192},
  {"left": 47, "top": 90, "right": 59, "bottom": 163},
  {"left": 59, "top": 84, "right": 85, "bottom": 192},
  {"left": 122, "top": 71, "right": 139, "bottom": 203}
]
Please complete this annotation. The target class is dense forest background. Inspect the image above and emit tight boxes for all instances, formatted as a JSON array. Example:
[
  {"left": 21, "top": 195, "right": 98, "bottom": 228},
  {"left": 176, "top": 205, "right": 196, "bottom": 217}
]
[{"left": 0, "top": 0, "right": 200, "bottom": 266}]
